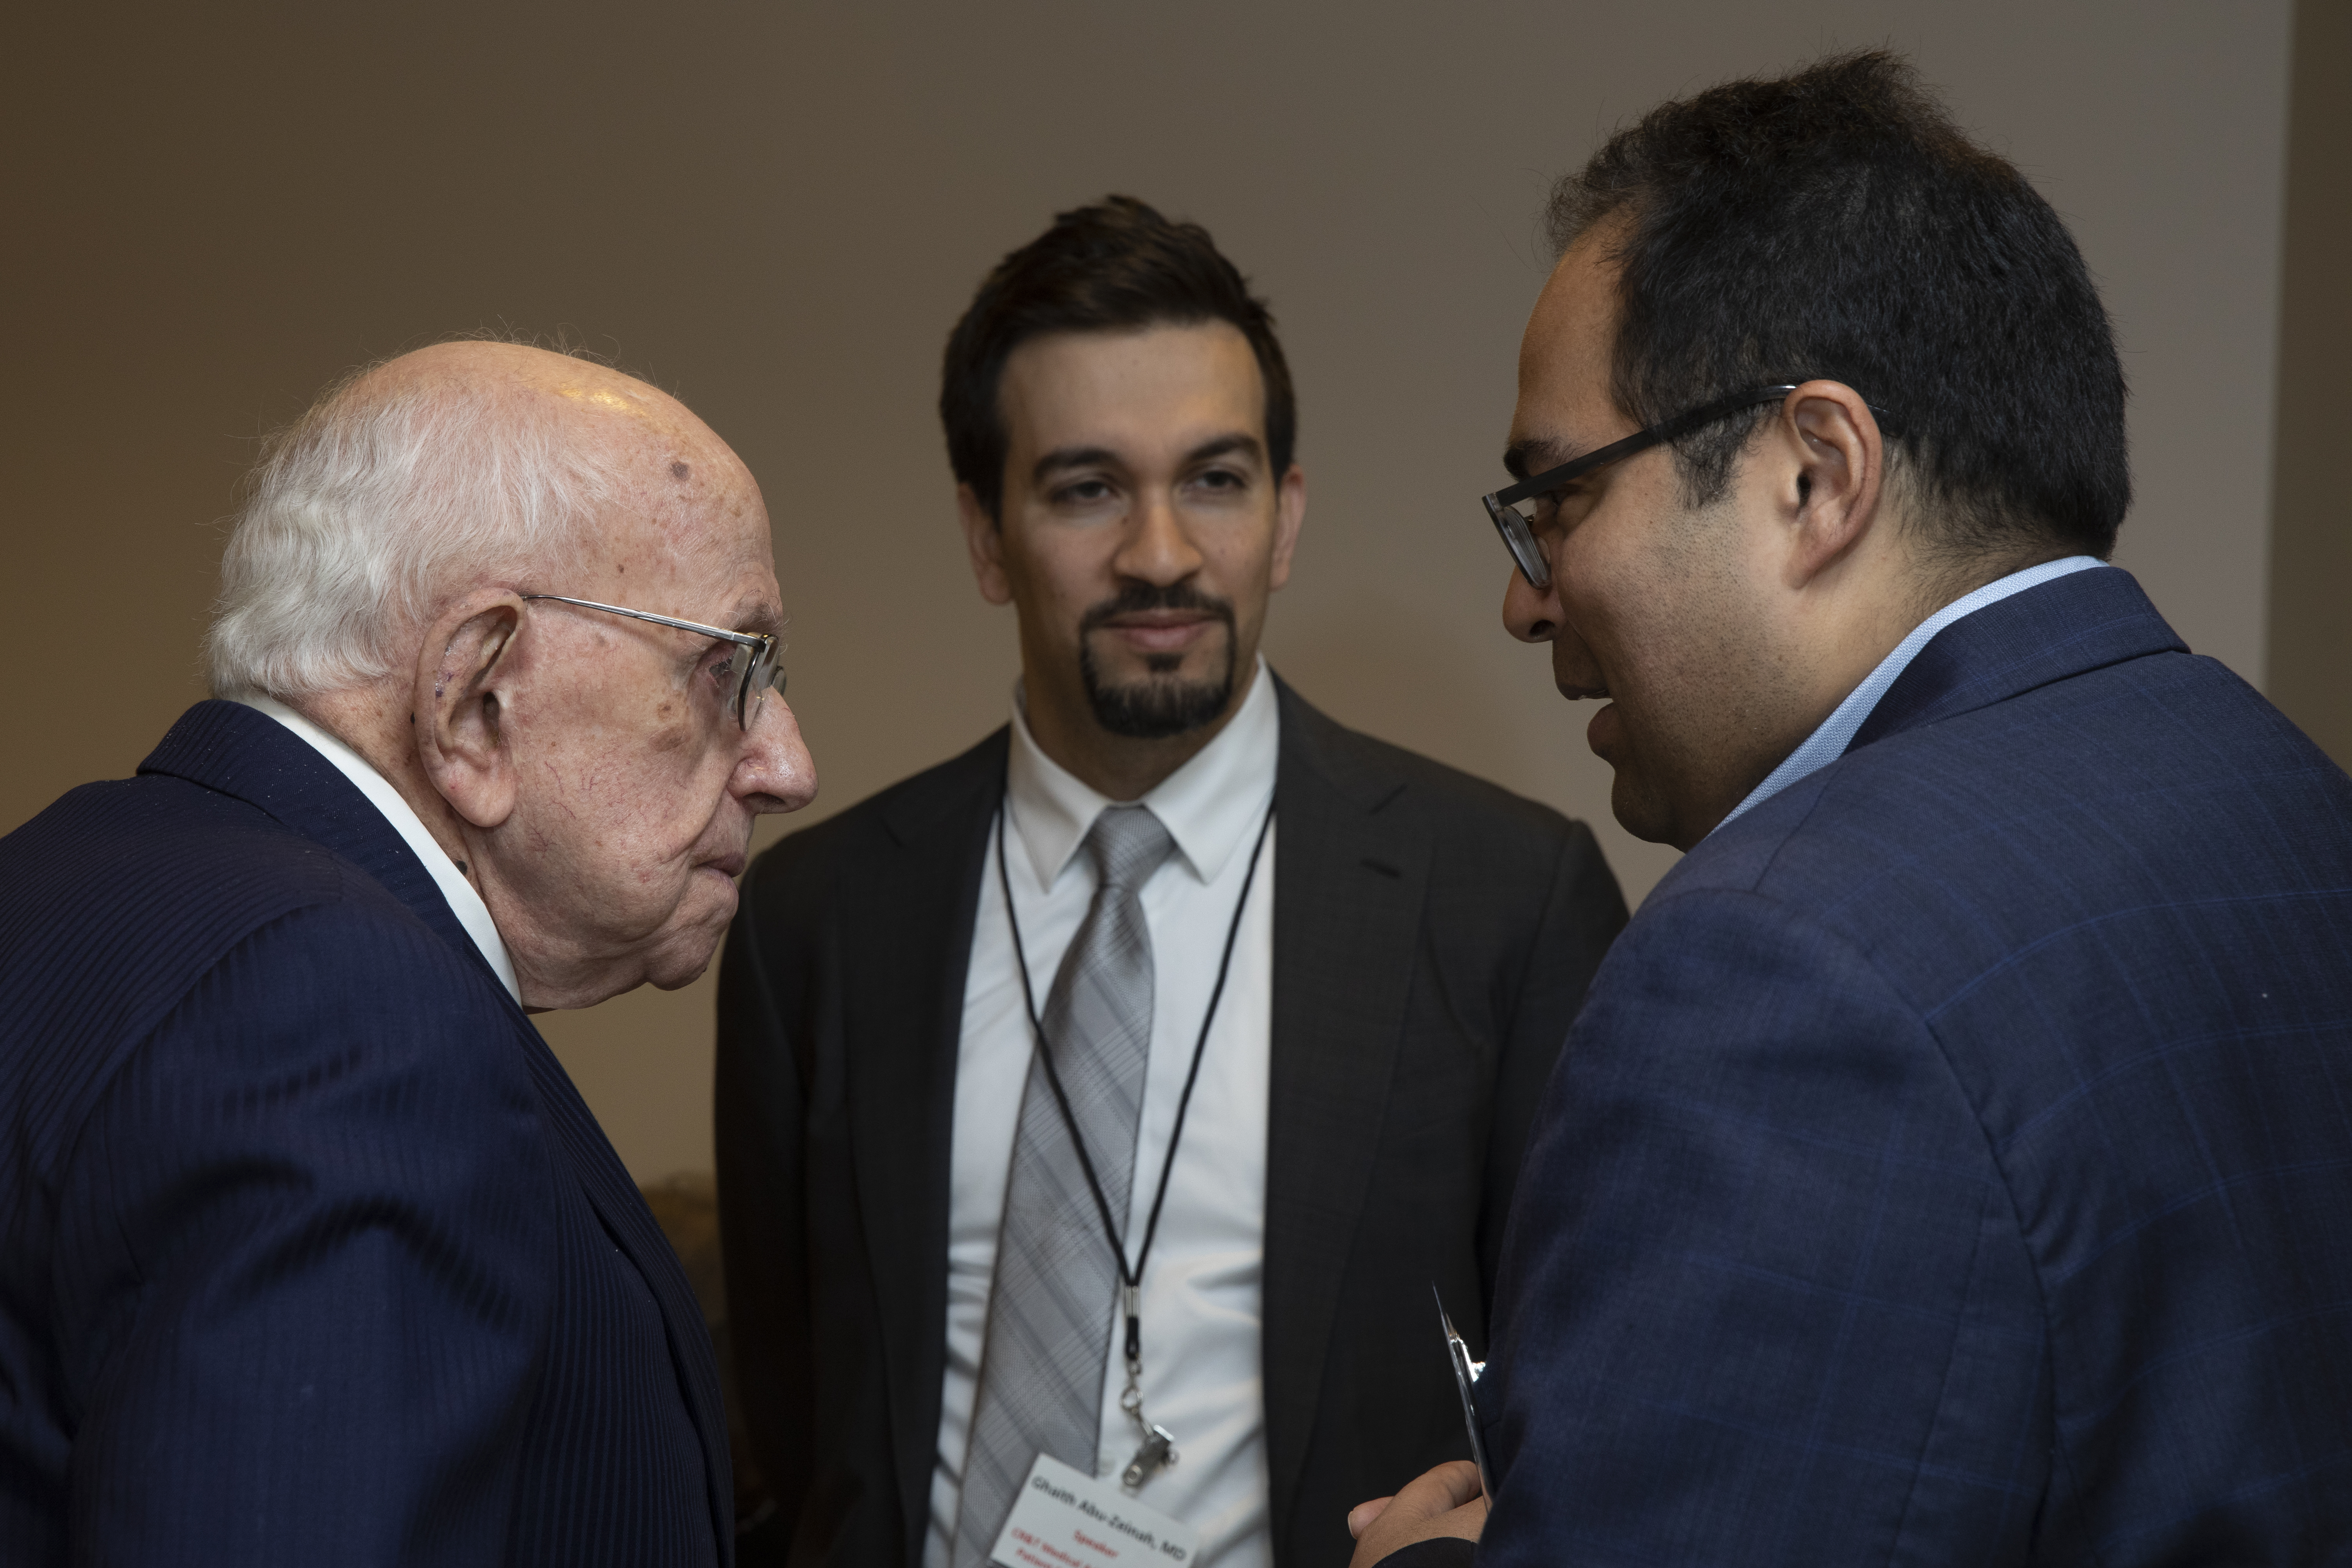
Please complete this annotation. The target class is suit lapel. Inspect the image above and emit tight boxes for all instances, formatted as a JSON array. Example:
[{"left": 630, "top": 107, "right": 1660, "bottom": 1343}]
[
  {"left": 1260, "top": 680, "right": 1432, "bottom": 1533},
  {"left": 142, "top": 699, "right": 739, "bottom": 1556},
  {"left": 846, "top": 728, "right": 1008, "bottom": 1566}
]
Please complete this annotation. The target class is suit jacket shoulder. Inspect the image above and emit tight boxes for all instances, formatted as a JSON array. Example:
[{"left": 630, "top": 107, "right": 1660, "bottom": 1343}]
[
  {"left": 1274, "top": 679, "right": 1588, "bottom": 852},
  {"left": 1271, "top": 677, "right": 1626, "bottom": 1053},
  {"left": 2, "top": 767, "right": 516, "bottom": 1170},
  {"left": 742, "top": 726, "right": 1008, "bottom": 913}
]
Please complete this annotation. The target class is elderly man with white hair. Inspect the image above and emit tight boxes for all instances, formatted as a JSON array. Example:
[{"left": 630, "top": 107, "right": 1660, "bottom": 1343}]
[{"left": 0, "top": 340, "right": 814, "bottom": 1567}]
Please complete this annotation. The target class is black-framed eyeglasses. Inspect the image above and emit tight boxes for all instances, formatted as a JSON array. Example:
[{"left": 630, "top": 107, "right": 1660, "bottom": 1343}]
[
  {"left": 521, "top": 593, "right": 785, "bottom": 731},
  {"left": 1480, "top": 384, "right": 1902, "bottom": 590}
]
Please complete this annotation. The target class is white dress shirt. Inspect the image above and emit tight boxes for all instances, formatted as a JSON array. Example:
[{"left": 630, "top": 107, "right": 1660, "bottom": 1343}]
[
  {"left": 926, "top": 660, "right": 1280, "bottom": 1568},
  {"left": 236, "top": 694, "right": 520, "bottom": 1003},
  {"left": 1718, "top": 556, "right": 2109, "bottom": 830}
]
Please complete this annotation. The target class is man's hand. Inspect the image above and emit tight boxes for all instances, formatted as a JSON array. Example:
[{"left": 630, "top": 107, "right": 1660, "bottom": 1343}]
[{"left": 1346, "top": 1459, "right": 1486, "bottom": 1567}]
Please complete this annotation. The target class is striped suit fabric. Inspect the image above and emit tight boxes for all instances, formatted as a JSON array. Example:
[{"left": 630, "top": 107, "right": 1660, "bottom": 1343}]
[{"left": 0, "top": 700, "right": 731, "bottom": 1566}]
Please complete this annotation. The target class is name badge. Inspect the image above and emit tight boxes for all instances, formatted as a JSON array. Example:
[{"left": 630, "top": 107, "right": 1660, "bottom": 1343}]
[{"left": 990, "top": 1453, "right": 1201, "bottom": 1567}]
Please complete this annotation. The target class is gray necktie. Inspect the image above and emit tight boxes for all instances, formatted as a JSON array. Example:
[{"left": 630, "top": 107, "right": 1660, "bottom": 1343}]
[{"left": 953, "top": 804, "right": 1178, "bottom": 1568}]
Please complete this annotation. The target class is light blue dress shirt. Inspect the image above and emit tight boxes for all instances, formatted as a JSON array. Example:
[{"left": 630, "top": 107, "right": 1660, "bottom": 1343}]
[{"left": 1717, "top": 556, "right": 2109, "bottom": 831}]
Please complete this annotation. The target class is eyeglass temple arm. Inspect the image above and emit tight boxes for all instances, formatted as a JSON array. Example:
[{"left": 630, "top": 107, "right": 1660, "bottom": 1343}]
[
  {"left": 1486, "top": 386, "right": 1796, "bottom": 508},
  {"left": 1488, "top": 384, "right": 1903, "bottom": 510},
  {"left": 520, "top": 594, "right": 769, "bottom": 649}
]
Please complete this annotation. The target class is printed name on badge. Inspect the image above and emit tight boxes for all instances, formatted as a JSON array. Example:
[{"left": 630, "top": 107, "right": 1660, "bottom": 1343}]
[{"left": 990, "top": 1453, "right": 1202, "bottom": 1568}]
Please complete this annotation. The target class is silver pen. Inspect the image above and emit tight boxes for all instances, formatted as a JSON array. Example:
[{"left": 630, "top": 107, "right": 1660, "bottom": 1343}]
[{"left": 1433, "top": 1285, "right": 1496, "bottom": 1499}]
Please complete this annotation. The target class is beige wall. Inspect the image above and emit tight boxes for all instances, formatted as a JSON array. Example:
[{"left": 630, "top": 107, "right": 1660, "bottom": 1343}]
[
  {"left": 2270, "top": 0, "right": 2351, "bottom": 767},
  {"left": 1, "top": 2, "right": 2304, "bottom": 1181}
]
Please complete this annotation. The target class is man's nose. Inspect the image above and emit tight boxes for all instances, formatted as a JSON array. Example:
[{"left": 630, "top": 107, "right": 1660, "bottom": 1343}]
[
  {"left": 738, "top": 696, "right": 818, "bottom": 815},
  {"left": 1501, "top": 559, "right": 1564, "bottom": 644},
  {"left": 1112, "top": 490, "right": 1206, "bottom": 585}
]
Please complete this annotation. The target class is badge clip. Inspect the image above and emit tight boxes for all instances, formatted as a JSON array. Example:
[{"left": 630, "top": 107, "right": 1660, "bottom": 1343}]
[
  {"left": 1122, "top": 1421, "right": 1180, "bottom": 1490},
  {"left": 1117, "top": 1306, "right": 1181, "bottom": 1492}
]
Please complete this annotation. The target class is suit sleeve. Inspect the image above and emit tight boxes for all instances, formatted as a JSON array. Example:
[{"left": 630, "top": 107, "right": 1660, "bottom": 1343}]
[
  {"left": 713, "top": 854, "right": 817, "bottom": 1558},
  {"left": 1473, "top": 887, "right": 2047, "bottom": 1567},
  {"left": 52, "top": 901, "right": 556, "bottom": 1565},
  {"left": 1477, "top": 819, "right": 1627, "bottom": 1305}
]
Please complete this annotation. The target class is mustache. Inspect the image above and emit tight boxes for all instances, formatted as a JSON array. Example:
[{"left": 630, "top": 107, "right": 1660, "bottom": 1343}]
[{"left": 1077, "top": 581, "right": 1237, "bottom": 636}]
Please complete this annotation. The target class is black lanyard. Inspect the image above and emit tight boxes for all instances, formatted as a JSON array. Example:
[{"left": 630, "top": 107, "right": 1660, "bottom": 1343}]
[{"left": 995, "top": 793, "right": 1276, "bottom": 1369}]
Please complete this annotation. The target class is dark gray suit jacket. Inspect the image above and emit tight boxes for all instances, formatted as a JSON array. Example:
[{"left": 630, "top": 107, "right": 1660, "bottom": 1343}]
[{"left": 714, "top": 677, "right": 1625, "bottom": 1566}]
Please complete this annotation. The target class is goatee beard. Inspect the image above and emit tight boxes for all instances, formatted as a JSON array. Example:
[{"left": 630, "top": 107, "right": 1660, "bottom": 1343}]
[{"left": 1077, "top": 583, "right": 1239, "bottom": 740}]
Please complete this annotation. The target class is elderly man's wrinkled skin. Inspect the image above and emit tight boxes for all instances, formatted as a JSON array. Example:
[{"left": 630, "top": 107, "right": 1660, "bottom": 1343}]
[{"left": 300, "top": 342, "right": 816, "bottom": 1009}]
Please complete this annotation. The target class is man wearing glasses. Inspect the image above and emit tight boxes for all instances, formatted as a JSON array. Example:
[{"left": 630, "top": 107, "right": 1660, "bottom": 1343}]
[
  {"left": 1347, "top": 50, "right": 2352, "bottom": 1568},
  {"left": 0, "top": 340, "right": 815, "bottom": 1565},
  {"left": 714, "top": 197, "right": 1628, "bottom": 1568}
]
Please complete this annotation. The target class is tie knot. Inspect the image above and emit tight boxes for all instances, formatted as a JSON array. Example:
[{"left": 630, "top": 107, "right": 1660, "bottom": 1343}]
[{"left": 1085, "top": 805, "right": 1177, "bottom": 893}]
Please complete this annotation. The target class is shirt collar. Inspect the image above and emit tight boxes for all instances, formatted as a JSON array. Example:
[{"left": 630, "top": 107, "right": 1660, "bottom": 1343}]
[
  {"left": 1005, "top": 655, "right": 1280, "bottom": 892},
  {"left": 1716, "top": 555, "right": 2109, "bottom": 833},
  {"left": 236, "top": 694, "right": 522, "bottom": 1003}
]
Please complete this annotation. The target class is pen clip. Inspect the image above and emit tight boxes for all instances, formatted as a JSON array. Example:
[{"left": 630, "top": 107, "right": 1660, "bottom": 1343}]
[
  {"left": 1436, "top": 1294, "right": 1485, "bottom": 1383},
  {"left": 1433, "top": 1284, "right": 1496, "bottom": 1500}
]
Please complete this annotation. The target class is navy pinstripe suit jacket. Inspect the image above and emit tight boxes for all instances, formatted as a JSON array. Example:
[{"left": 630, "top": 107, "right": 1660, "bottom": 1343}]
[
  {"left": 1454, "top": 567, "right": 2352, "bottom": 1565},
  {"left": 0, "top": 701, "right": 731, "bottom": 1565}
]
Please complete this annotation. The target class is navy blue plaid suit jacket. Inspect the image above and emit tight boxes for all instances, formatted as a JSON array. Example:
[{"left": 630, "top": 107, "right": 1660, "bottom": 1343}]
[
  {"left": 1451, "top": 567, "right": 2352, "bottom": 1564},
  {"left": 0, "top": 701, "right": 732, "bottom": 1565}
]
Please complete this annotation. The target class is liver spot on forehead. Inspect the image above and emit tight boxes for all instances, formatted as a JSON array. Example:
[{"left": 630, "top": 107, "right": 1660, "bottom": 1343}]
[{"left": 671, "top": 461, "right": 691, "bottom": 481}]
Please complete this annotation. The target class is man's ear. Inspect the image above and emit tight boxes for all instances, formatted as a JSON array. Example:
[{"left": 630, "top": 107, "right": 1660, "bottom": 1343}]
[
  {"left": 1267, "top": 461, "right": 1307, "bottom": 592},
  {"left": 957, "top": 483, "right": 1015, "bottom": 607},
  {"left": 411, "top": 591, "right": 527, "bottom": 830},
  {"left": 1775, "top": 380, "right": 1887, "bottom": 589}
]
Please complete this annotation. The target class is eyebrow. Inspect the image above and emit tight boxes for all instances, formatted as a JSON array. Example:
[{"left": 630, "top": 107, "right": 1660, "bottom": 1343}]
[
  {"left": 1502, "top": 436, "right": 1575, "bottom": 483},
  {"left": 1031, "top": 430, "right": 1266, "bottom": 484},
  {"left": 1183, "top": 432, "right": 1264, "bottom": 467},
  {"left": 1033, "top": 445, "right": 1119, "bottom": 482},
  {"left": 726, "top": 595, "right": 784, "bottom": 638}
]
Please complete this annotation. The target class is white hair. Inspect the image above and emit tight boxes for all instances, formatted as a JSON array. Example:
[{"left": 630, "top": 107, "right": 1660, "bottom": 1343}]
[{"left": 206, "top": 356, "right": 622, "bottom": 700}]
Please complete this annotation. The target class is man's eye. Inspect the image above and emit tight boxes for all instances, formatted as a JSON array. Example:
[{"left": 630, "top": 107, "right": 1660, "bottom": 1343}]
[
  {"left": 1194, "top": 468, "right": 1246, "bottom": 491},
  {"left": 1531, "top": 486, "right": 1581, "bottom": 527},
  {"left": 1054, "top": 479, "right": 1117, "bottom": 506}
]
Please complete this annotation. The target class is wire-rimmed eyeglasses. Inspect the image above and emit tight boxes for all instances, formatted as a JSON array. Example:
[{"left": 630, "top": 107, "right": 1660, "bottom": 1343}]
[
  {"left": 521, "top": 593, "right": 785, "bottom": 731},
  {"left": 1480, "top": 384, "right": 1902, "bottom": 590}
]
